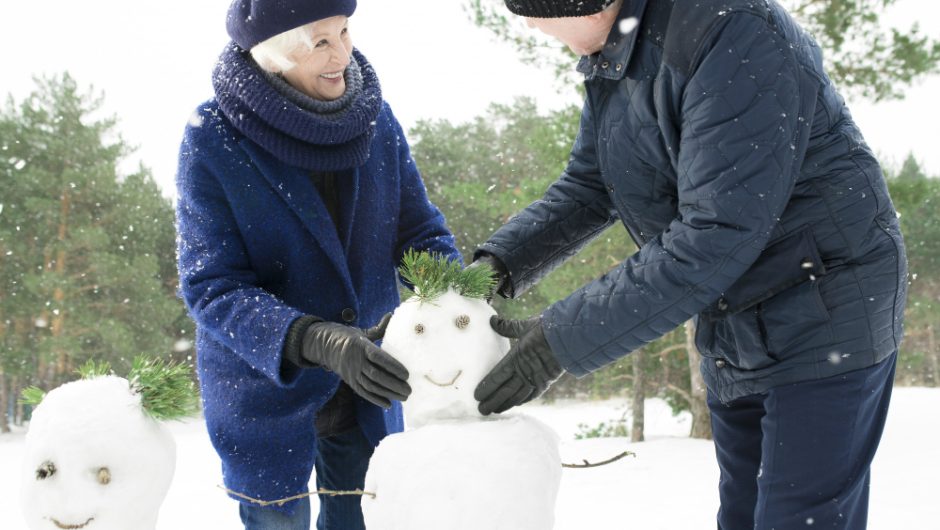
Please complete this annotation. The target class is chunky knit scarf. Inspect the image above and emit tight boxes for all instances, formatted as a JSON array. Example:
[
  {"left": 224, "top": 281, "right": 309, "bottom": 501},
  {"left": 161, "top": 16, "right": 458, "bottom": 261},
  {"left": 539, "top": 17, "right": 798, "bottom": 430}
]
[{"left": 212, "top": 43, "right": 382, "bottom": 171}]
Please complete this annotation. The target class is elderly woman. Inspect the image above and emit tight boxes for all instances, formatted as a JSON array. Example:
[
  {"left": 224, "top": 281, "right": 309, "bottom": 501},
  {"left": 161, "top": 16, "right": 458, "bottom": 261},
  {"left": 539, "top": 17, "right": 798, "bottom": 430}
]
[{"left": 175, "top": 1, "right": 459, "bottom": 528}]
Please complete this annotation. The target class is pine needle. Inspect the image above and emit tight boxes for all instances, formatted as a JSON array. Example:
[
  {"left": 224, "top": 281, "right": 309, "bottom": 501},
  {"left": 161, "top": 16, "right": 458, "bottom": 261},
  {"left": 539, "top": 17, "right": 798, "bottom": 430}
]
[
  {"left": 399, "top": 250, "right": 496, "bottom": 302},
  {"left": 75, "top": 359, "right": 112, "bottom": 379},
  {"left": 128, "top": 356, "right": 200, "bottom": 421},
  {"left": 19, "top": 386, "right": 46, "bottom": 407},
  {"left": 17, "top": 356, "right": 199, "bottom": 418}
]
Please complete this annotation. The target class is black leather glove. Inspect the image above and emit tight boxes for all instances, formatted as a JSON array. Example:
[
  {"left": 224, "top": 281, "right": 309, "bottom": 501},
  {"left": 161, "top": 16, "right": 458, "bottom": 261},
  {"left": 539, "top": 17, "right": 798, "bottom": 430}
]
[
  {"left": 474, "top": 315, "right": 564, "bottom": 415},
  {"left": 469, "top": 252, "right": 509, "bottom": 301},
  {"left": 300, "top": 313, "right": 411, "bottom": 409}
]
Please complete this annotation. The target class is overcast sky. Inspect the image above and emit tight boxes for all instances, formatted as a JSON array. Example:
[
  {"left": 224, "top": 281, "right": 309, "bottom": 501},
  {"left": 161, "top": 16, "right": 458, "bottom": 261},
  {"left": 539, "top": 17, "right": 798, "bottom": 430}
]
[{"left": 3, "top": 0, "right": 938, "bottom": 199}]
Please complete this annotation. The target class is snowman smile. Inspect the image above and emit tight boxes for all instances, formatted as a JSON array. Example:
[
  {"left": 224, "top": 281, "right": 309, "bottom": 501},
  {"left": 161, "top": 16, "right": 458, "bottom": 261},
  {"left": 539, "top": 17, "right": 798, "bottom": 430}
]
[
  {"left": 423, "top": 371, "right": 462, "bottom": 387},
  {"left": 49, "top": 517, "right": 94, "bottom": 529}
]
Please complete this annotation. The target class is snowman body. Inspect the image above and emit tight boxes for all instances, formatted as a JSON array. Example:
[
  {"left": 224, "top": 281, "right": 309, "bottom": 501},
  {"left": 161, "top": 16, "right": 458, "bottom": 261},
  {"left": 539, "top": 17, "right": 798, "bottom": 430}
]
[
  {"left": 20, "top": 376, "right": 176, "bottom": 530},
  {"left": 364, "top": 289, "right": 562, "bottom": 530}
]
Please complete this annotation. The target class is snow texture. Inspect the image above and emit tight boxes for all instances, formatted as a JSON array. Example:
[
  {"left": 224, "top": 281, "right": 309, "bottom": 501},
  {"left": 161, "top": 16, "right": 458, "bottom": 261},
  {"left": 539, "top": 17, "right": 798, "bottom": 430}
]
[
  {"left": 362, "top": 415, "right": 562, "bottom": 530},
  {"left": 382, "top": 289, "right": 510, "bottom": 428},
  {"left": 19, "top": 376, "right": 176, "bottom": 530},
  {"left": 2, "top": 389, "right": 939, "bottom": 528}
]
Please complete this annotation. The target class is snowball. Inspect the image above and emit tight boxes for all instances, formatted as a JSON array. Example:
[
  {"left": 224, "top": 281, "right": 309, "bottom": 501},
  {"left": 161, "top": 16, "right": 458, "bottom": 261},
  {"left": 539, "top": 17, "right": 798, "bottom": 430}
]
[
  {"left": 383, "top": 289, "right": 509, "bottom": 428},
  {"left": 20, "top": 376, "right": 176, "bottom": 530},
  {"left": 362, "top": 415, "right": 561, "bottom": 530}
]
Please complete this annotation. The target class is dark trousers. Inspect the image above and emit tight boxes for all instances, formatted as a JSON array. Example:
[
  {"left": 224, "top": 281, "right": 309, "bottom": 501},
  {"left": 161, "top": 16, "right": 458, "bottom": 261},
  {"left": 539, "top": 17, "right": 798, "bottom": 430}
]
[
  {"left": 708, "top": 353, "right": 896, "bottom": 530},
  {"left": 239, "top": 425, "right": 374, "bottom": 530}
]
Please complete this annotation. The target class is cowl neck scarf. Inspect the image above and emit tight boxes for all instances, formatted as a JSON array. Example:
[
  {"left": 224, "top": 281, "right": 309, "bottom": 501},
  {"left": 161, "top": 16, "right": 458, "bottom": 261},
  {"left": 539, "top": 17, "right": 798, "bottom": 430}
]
[{"left": 213, "top": 43, "right": 383, "bottom": 171}]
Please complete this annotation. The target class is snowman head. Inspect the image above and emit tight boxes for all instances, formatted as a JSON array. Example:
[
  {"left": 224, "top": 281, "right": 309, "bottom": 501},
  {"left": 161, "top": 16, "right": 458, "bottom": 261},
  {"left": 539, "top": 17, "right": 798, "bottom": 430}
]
[
  {"left": 20, "top": 358, "right": 198, "bottom": 530},
  {"left": 382, "top": 252, "right": 509, "bottom": 428}
]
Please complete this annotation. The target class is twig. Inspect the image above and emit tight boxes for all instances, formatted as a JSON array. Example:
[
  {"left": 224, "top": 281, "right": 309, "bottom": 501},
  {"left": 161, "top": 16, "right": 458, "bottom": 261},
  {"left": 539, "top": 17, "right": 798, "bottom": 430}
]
[
  {"left": 220, "top": 449, "right": 637, "bottom": 505},
  {"left": 562, "top": 450, "right": 636, "bottom": 469},
  {"left": 424, "top": 370, "right": 462, "bottom": 387},
  {"left": 218, "top": 485, "right": 376, "bottom": 507}
]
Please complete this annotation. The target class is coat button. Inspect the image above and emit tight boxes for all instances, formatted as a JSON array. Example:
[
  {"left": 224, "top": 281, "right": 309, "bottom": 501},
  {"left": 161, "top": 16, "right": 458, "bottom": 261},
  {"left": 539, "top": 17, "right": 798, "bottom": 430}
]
[
  {"left": 341, "top": 308, "right": 356, "bottom": 323},
  {"left": 715, "top": 359, "right": 727, "bottom": 368},
  {"left": 606, "top": 183, "right": 615, "bottom": 192},
  {"left": 717, "top": 298, "right": 729, "bottom": 311},
  {"left": 615, "top": 63, "right": 623, "bottom": 71},
  {"left": 601, "top": 61, "right": 610, "bottom": 69}
]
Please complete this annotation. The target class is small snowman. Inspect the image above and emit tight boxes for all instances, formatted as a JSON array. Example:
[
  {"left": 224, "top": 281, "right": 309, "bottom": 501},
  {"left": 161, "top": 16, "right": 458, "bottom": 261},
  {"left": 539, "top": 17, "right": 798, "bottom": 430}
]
[
  {"left": 362, "top": 251, "right": 562, "bottom": 530},
  {"left": 19, "top": 357, "right": 199, "bottom": 530}
]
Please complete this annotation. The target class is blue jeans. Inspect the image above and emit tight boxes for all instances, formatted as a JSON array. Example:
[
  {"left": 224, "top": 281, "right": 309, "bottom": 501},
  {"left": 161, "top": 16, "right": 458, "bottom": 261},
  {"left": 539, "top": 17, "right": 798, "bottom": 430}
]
[
  {"left": 708, "top": 353, "right": 896, "bottom": 530},
  {"left": 239, "top": 426, "right": 374, "bottom": 530}
]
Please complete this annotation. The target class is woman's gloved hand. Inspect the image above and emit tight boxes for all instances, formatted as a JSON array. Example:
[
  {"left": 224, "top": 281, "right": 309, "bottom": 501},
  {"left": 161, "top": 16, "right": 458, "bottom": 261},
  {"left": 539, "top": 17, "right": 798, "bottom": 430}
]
[
  {"left": 474, "top": 315, "right": 564, "bottom": 415},
  {"left": 300, "top": 313, "right": 411, "bottom": 409}
]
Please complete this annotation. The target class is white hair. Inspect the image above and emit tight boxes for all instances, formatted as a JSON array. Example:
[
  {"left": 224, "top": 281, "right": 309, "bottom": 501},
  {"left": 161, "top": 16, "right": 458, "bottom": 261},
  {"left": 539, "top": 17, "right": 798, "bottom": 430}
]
[{"left": 250, "top": 23, "right": 315, "bottom": 73}]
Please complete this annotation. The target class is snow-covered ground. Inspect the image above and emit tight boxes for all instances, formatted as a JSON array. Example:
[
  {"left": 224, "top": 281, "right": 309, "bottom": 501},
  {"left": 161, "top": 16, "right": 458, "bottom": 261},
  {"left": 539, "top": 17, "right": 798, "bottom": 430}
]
[{"left": 1, "top": 388, "right": 938, "bottom": 529}]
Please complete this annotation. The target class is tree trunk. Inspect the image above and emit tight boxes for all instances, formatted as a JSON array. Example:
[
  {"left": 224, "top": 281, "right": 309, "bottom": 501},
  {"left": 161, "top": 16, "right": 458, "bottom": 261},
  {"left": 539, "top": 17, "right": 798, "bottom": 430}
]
[
  {"left": 11, "top": 376, "right": 24, "bottom": 426},
  {"left": 0, "top": 299, "right": 7, "bottom": 433},
  {"left": 685, "top": 320, "right": 712, "bottom": 440},
  {"left": 0, "top": 371, "right": 9, "bottom": 433},
  {"left": 51, "top": 187, "right": 71, "bottom": 382},
  {"left": 631, "top": 350, "right": 645, "bottom": 443},
  {"left": 929, "top": 325, "right": 939, "bottom": 387}
]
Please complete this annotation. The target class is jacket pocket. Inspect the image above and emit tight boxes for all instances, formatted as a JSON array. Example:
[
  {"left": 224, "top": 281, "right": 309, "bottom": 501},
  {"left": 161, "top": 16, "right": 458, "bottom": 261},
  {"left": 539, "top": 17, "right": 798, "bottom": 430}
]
[
  {"left": 758, "top": 279, "right": 833, "bottom": 359},
  {"left": 695, "top": 227, "right": 831, "bottom": 370},
  {"left": 721, "top": 226, "right": 826, "bottom": 313}
]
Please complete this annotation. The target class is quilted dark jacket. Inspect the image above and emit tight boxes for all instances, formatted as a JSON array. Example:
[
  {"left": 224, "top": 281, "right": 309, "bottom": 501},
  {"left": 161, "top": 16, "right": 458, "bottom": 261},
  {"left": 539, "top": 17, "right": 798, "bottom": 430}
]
[{"left": 478, "top": 0, "right": 908, "bottom": 402}]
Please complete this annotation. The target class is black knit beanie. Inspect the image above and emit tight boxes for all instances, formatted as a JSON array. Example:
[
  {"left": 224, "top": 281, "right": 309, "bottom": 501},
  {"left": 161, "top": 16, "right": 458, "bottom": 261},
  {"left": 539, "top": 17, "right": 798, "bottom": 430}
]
[
  {"left": 227, "top": 0, "right": 357, "bottom": 51},
  {"left": 505, "top": 0, "right": 616, "bottom": 18}
]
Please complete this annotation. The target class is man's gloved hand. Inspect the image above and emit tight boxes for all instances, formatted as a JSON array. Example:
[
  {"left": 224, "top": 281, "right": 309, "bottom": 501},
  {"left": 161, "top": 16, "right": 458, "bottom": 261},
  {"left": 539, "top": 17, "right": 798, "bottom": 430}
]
[
  {"left": 474, "top": 315, "right": 564, "bottom": 415},
  {"left": 300, "top": 313, "right": 411, "bottom": 409},
  {"left": 469, "top": 253, "right": 509, "bottom": 302}
]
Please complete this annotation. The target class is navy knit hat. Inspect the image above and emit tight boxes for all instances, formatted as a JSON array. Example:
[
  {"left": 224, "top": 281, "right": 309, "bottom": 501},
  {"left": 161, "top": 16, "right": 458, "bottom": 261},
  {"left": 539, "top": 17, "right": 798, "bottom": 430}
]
[
  {"left": 227, "top": 0, "right": 357, "bottom": 50},
  {"left": 505, "top": 0, "right": 615, "bottom": 18}
]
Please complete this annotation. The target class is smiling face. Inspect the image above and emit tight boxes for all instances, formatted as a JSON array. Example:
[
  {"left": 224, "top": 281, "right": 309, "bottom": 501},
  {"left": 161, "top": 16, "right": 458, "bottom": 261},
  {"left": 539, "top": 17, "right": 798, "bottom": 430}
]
[
  {"left": 382, "top": 290, "right": 510, "bottom": 428},
  {"left": 280, "top": 15, "right": 353, "bottom": 101},
  {"left": 20, "top": 377, "right": 176, "bottom": 530}
]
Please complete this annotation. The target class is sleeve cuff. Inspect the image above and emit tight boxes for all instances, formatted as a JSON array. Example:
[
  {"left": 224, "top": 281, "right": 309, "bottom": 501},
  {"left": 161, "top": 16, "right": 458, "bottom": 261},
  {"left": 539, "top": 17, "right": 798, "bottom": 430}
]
[
  {"left": 472, "top": 249, "right": 514, "bottom": 298},
  {"left": 280, "top": 315, "right": 323, "bottom": 378}
]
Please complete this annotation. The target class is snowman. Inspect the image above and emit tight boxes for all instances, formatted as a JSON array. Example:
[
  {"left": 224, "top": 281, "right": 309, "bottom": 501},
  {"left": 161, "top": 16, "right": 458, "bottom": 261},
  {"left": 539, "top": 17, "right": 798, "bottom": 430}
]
[
  {"left": 362, "top": 251, "right": 562, "bottom": 530},
  {"left": 19, "top": 357, "right": 198, "bottom": 530}
]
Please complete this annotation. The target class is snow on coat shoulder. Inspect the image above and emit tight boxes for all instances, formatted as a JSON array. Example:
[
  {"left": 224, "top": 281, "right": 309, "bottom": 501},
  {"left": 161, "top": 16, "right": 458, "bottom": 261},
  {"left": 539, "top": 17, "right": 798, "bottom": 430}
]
[{"left": 20, "top": 376, "right": 176, "bottom": 530}]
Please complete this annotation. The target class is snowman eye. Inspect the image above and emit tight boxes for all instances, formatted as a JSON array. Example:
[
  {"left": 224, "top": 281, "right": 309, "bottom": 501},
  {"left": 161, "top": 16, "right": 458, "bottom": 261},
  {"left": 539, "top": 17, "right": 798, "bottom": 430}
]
[
  {"left": 414, "top": 323, "right": 425, "bottom": 335},
  {"left": 36, "top": 461, "right": 56, "bottom": 480},
  {"left": 97, "top": 467, "right": 112, "bottom": 485},
  {"left": 455, "top": 315, "right": 470, "bottom": 329}
]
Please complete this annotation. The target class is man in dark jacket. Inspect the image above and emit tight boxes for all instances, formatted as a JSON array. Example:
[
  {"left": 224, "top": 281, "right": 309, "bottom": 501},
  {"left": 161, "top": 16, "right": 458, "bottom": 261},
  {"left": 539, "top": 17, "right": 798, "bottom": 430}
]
[{"left": 473, "top": 0, "right": 907, "bottom": 528}]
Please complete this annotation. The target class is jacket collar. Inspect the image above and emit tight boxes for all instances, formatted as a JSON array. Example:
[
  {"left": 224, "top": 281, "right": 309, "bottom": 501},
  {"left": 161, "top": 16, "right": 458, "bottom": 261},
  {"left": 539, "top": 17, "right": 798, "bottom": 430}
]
[{"left": 577, "top": 0, "right": 649, "bottom": 81}]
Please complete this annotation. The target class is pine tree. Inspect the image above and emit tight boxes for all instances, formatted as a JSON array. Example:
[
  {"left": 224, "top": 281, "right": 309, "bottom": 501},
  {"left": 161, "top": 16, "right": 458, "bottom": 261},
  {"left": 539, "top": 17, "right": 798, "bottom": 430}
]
[
  {"left": 0, "top": 74, "right": 193, "bottom": 409},
  {"left": 887, "top": 154, "right": 940, "bottom": 385}
]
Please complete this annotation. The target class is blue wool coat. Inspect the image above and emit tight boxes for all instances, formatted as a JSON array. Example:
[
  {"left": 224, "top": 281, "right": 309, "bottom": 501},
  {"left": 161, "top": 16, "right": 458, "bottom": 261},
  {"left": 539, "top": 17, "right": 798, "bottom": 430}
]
[
  {"left": 479, "top": 0, "right": 907, "bottom": 402},
  {"left": 175, "top": 100, "right": 458, "bottom": 506}
]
